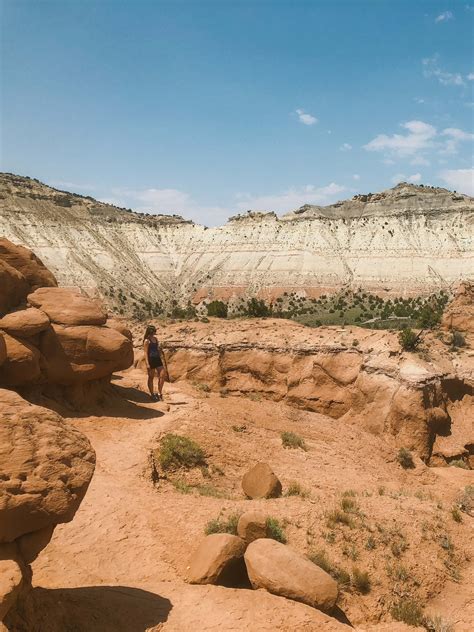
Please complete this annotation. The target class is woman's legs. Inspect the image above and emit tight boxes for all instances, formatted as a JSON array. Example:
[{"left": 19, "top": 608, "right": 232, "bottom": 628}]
[
  {"left": 147, "top": 368, "right": 156, "bottom": 396},
  {"left": 157, "top": 367, "right": 165, "bottom": 398}
]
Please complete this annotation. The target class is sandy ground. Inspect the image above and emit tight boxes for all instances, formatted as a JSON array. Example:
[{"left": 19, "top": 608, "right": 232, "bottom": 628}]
[{"left": 26, "top": 366, "right": 473, "bottom": 632}]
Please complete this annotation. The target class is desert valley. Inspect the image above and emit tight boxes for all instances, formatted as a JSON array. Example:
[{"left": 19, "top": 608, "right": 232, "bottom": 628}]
[{"left": 0, "top": 173, "right": 473, "bottom": 631}]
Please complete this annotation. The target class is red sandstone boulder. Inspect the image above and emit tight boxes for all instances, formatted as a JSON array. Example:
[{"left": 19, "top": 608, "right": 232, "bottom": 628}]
[
  {"left": 0, "top": 260, "right": 29, "bottom": 316},
  {"left": 442, "top": 281, "right": 474, "bottom": 335},
  {"left": 0, "top": 388, "right": 96, "bottom": 543},
  {"left": 244, "top": 538, "right": 338, "bottom": 612},
  {"left": 242, "top": 463, "right": 282, "bottom": 499},
  {"left": 187, "top": 534, "right": 247, "bottom": 586},
  {"left": 237, "top": 511, "right": 269, "bottom": 543},
  {"left": 0, "top": 333, "right": 41, "bottom": 386},
  {"left": 0, "top": 308, "right": 50, "bottom": 338},
  {"left": 0, "top": 239, "right": 57, "bottom": 292},
  {"left": 28, "top": 287, "right": 107, "bottom": 326}
]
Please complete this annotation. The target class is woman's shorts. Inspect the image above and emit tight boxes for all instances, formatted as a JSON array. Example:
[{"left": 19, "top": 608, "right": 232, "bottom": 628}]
[{"left": 148, "top": 356, "right": 163, "bottom": 369}]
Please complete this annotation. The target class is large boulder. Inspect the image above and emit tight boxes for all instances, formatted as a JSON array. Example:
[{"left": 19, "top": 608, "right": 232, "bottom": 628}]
[
  {"left": 0, "top": 388, "right": 95, "bottom": 622},
  {"left": 39, "top": 324, "right": 134, "bottom": 384},
  {"left": 0, "top": 239, "right": 57, "bottom": 292},
  {"left": 244, "top": 538, "right": 338, "bottom": 612},
  {"left": 187, "top": 534, "right": 247, "bottom": 586},
  {"left": 0, "top": 388, "right": 96, "bottom": 542},
  {"left": 0, "top": 260, "right": 29, "bottom": 316},
  {"left": 237, "top": 511, "right": 269, "bottom": 543},
  {"left": 0, "top": 308, "right": 50, "bottom": 338},
  {"left": 0, "top": 333, "right": 41, "bottom": 386},
  {"left": 28, "top": 287, "right": 107, "bottom": 326},
  {"left": 242, "top": 463, "right": 282, "bottom": 499}
]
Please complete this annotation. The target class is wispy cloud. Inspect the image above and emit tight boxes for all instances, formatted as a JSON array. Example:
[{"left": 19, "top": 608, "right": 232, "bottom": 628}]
[
  {"left": 435, "top": 11, "right": 453, "bottom": 23},
  {"left": 235, "top": 183, "right": 345, "bottom": 213},
  {"left": 391, "top": 173, "right": 422, "bottom": 184},
  {"left": 439, "top": 168, "right": 474, "bottom": 195},
  {"left": 363, "top": 120, "right": 437, "bottom": 157},
  {"left": 467, "top": 73, "right": 474, "bottom": 80},
  {"left": 352, "top": 174, "right": 360, "bottom": 181},
  {"left": 364, "top": 121, "right": 472, "bottom": 162},
  {"left": 104, "top": 187, "right": 228, "bottom": 225},
  {"left": 422, "top": 54, "right": 465, "bottom": 86},
  {"left": 414, "top": 97, "right": 425, "bottom": 104},
  {"left": 339, "top": 143, "right": 352, "bottom": 151},
  {"left": 295, "top": 108, "right": 318, "bottom": 126}
]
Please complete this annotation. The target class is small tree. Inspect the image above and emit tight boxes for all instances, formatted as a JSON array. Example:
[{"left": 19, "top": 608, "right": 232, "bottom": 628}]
[
  {"left": 207, "top": 300, "right": 228, "bottom": 318},
  {"left": 399, "top": 328, "right": 420, "bottom": 351},
  {"left": 245, "top": 298, "right": 271, "bottom": 317}
]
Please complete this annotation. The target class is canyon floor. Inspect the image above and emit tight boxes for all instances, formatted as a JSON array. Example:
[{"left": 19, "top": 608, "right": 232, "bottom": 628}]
[{"left": 21, "top": 354, "right": 473, "bottom": 632}]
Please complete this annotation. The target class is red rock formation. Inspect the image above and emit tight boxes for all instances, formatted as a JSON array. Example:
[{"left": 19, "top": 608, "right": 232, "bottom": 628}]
[{"left": 0, "top": 239, "right": 133, "bottom": 403}]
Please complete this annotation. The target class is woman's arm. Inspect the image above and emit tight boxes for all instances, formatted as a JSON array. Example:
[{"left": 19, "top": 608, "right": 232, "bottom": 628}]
[{"left": 144, "top": 339, "right": 150, "bottom": 368}]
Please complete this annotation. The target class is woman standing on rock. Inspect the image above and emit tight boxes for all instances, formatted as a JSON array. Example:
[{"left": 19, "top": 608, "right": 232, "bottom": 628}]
[{"left": 143, "top": 325, "right": 167, "bottom": 401}]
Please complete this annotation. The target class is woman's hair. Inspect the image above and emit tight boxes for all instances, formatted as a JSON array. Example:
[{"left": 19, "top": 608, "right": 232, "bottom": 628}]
[{"left": 143, "top": 325, "right": 156, "bottom": 342}]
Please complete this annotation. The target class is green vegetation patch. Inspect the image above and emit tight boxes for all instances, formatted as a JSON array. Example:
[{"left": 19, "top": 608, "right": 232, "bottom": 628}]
[
  {"left": 281, "top": 431, "right": 307, "bottom": 451},
  {"left": 158, "top": 433, "right": 206, "bottom": 471}
]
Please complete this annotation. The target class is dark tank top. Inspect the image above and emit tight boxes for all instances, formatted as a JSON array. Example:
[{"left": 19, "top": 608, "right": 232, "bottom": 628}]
[{"left": 148, "top": 339, "right": 160, "bottom": 358}]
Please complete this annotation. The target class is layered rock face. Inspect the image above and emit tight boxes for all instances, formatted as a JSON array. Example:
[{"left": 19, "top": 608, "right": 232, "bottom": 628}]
[
  {"left": 157, "top": 317, "right": 473, "bottom": 463},
  {"left": 0, "top": 174, "right": 472, "bottom": 312},
  {"left": 0, "top": 238, "right": 133, "bottom": 404}
]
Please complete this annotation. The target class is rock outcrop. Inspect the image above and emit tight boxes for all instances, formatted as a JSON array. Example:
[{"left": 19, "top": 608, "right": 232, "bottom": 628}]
[
  {"left": 237, "top": 511, "right": 269, "bottom": 543},
  {"left": 0, "top": 175, "right": 472, "bottom": 313},
  {"left": 0, "top": 388, "right": 95, "bottom": 622},
  {"left": 156, "top": 317, "right": 473, "bottom": 463},
  {"left": 241, "top": 463, "right": 282, "bottom": 499},
  {"left": 0, "top": 239, "right": 133, "bottom": 403},
  {"left": 187, "top": 534, "right": 247, "bottom": 586},
  {"left": 244, "top": 538, "right": 338, "bottom": 612}
]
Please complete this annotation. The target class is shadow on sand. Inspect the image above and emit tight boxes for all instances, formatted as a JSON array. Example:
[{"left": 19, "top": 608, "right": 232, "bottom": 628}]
[{"left": 5, "top": 585, "right": 172, "bottom": 632}]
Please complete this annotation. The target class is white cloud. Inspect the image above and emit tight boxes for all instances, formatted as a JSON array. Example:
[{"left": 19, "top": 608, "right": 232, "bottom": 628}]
[
  {"left": 414, "top": 97, "right": 425, "bottom": 104},
  {"left": 435, "top": 11, "right": 453, "bottom": 22},
  {"left": 467, "top": 73, "right": 474, "bottom": 80},
  {"left": 235, "top": 183, "right": 346, "bottom": 213},
  {"left": 363, "top": 120, "right": 437, "bottom": 157},
  {"left": 352, "top": 174, "right": 360, "bottom": 180},
  {"left": 295, "top": 108, "right": 318, "bottom": 126},
  {"left": 340, "top": 143, "right": 352, "bottom": 151},
  {"left": 439, "top": 127, "right": 474, "bottom": 155},
  {"left": 439, "top": 168, "right": 474, "bottom": 194},
  {"left": 391, "top": 173, "right": 422, "bottom": 184},
  {"left": 422, "top": 54, "right": 465, "bottom": 86},
  {"left": 104, "top": 187, "right": 229, "bottom": 225}
]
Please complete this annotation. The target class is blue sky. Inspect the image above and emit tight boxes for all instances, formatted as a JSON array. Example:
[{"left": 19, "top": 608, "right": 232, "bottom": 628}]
[{"left": 1, "top": 0, "right": 473, "bottom": 225}]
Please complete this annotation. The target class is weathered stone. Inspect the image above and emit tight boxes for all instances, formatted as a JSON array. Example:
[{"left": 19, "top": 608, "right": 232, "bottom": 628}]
[
  {"left": 0, "top": 557, "right": 23, "bottom": 621},
  {"left": 28, "top": 287, "right": 107, "bottom": 326},
  {"left": 244, "top": 538, "right": 338, "bottom": 612},
  {"left": 0, "top": 388, "right": 95, "bottom": 543},
  {"left": 17, "top": 526, "right": 55, "bottom": 564},
  {"left": 237, "top": 511, "right": 268, "bottom": 543},
  {"left": 0, "top": 238, "right": 57, "bottom": 292},
  {"left": 0, "top": 308, "right": 50, "bottom": 338},
  {"left": 242, "top": 463, "right": 282, "bottom": 499},
  {"left": 187, "top": 534, "right": 247, "bottom": 586},
  {"left": 0, "top": 260, "right": 29, "bottom": 316},
  {"left": 0, "top": 333, "right": 41, "bottom": 386}
]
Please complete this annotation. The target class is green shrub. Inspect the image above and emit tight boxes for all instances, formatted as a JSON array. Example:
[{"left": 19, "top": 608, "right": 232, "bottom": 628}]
[
  {"left": 207, "top": 300, "right": 228, "bottom": 318},
  {"left": 205, "top": 512, "right": 241, "bottom": 536},
  {"left": 326, "top": 509, "right": 354, "bottom": 528},
  {"left": 399, "top": 328, "right": 420, "bottom": 351},
  {"left": 341, "top": 497, "right": 359, "bottom": 513},
  {"left": 451, "top": 330, "right": 466, "bottom": 348},
  {"left": 451, "top": 507, "right": 462, "bottom": 523},
  {"left": 449, "top": 459, "right": 469, "bottom": 469},
  {"left": 352, "top": 567, "right": 371, "bottom": 594},
  {"left": 158, "top": 434, "right": 205, "bottom": 471},
  {"left": 397, "top": 447, "right": 415, "bottom": 469},
  {"left": 311, "top": 548, "right": 336, "bottom": 571},
  {"left": 281, "top": 431, "right": 307, "bottom": 451},
  {"left": 245, "top": 297, "right": 271, "bottom": 317},
  {"left": 285, "top": 481, "right": 309, "bottom": 498},
  {"left": 391, "top": 598, "right": 423, "bottom": 626},
  {"left": 266, "top": 517, "right": 287, "bottom": 543}
]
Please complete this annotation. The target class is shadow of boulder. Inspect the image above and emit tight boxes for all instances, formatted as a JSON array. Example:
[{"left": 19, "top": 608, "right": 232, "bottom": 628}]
[{"left": 5, "top": 585, "right": 172, "bottom": 632}]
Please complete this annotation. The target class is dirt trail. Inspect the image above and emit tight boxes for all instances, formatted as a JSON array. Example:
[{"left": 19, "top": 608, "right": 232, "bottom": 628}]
[{"left": 23, "top": 367, "right": 473, "bottom": 632}]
